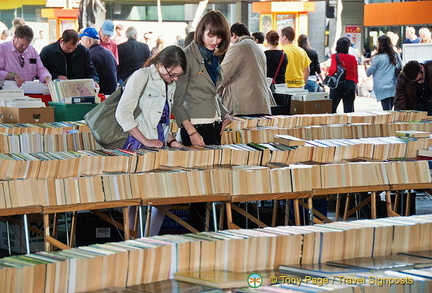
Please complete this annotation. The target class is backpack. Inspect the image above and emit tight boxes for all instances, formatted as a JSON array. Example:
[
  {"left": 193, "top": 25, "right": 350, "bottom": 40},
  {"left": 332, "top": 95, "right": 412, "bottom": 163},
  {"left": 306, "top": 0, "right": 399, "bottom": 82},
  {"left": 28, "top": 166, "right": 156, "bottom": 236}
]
[{"left": 324, "top": 53, "right": 346, "bottom": 89}]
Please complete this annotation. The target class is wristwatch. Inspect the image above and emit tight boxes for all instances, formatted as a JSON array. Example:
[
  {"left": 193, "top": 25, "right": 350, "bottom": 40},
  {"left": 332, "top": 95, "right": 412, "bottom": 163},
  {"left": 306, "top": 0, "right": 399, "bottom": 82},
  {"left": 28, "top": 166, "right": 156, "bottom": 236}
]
[{"left": 10, "top": 72, "right": 15, "bottom": 79}]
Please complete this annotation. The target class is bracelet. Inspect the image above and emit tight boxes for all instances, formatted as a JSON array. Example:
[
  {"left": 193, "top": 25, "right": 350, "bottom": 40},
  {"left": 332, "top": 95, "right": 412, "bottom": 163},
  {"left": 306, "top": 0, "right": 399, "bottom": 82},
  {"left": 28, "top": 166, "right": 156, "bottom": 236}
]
[
  {"left": 189, "top": 131, "right": 197, "bottom": 137},
  {"left": 167, "top": 139, "right": 176, "bottom": 147}
]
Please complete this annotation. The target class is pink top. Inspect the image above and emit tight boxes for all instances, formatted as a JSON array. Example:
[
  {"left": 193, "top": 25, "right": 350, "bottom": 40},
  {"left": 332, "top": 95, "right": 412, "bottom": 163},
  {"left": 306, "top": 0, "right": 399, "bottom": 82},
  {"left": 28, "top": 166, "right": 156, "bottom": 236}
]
[
  {"left": 100, "top": 38, "right": 118, "bottom": 64},
  {"left": 0, "top": 40, "right": 51, "bottom": 82}
]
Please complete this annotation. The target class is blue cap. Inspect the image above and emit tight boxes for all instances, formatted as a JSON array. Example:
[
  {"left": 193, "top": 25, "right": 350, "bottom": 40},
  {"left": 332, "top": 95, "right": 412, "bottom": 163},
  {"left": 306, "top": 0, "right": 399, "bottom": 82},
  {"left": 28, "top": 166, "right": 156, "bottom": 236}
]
[
  {"left": 79, "top": 27, "right": 100, "bottom": 40},
  {"left": 101, "top": 20, "right": 114, "bottom": 37}
]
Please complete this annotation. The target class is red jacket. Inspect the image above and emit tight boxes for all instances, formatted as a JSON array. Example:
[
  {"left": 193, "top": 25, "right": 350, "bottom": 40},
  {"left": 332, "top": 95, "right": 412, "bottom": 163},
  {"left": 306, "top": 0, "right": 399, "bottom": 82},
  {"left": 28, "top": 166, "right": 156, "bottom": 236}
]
[{"left": 328, "top": 53, "right": 358, "bottom": 83}]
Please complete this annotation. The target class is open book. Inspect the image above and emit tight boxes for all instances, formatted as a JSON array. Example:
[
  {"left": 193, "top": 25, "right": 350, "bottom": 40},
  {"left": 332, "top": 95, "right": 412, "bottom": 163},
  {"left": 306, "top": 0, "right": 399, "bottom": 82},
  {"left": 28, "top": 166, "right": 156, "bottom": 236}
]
[{"left": 48, "top": 79, "right": 97, "bottom": 103}]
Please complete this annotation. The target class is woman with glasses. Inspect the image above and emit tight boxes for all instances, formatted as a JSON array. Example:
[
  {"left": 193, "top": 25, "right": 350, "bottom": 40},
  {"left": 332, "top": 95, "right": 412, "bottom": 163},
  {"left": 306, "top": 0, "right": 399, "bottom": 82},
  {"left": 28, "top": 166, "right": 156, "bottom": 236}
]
[
  {"left": 173, "top": 10, "right": 231, "bottom": 147},
  {"left": 115, "top": 45, "right": 186, "bottom": 149},
  {"left": 395, "top": 60, "right": 432, "bottom": 115},
  {"left": 364, "top": 35, "right": 401, "bottom": 110}
]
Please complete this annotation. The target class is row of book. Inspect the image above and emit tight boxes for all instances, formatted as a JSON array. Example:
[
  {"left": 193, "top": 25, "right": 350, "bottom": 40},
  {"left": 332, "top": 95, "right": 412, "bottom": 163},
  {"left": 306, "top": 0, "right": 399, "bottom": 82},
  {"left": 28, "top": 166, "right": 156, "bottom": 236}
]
[
  {"left": 2, "top": 123, "right": 430, "bottom": 155},
  {"left": 228, "top": 110, "right": 428, "bottom": 130},
  {"left": 0, "top": 121, "right": 85, "bottom": 135},
  {"left": 1, "top": 137, "right": 431, "bottom": 181},
  {"left": 222, "top": 121, "right": 432, "bottom": 144},
  {"left": 0, "top": 110, "right": 426, "bottom": 135},
  {"left": 0, "top": 114, "right": 431, "bottom": 154},
  {"left": 2, "top": 215, "right": 432, "bottom": 292},
  {"left": 1, "top": 160, "right": 430, "bottom": 209}
]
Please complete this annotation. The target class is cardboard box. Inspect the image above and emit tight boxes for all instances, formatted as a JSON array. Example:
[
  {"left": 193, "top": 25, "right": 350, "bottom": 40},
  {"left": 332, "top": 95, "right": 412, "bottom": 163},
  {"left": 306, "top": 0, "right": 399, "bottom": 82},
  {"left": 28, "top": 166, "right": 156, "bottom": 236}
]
[
  {"left": 0, "top": 107, "right": 54, "bottom": 123},
  {"left": 0, "top": 217, "right": 45, "bottom": 253},
  {"left": 290, "top": 99, "right": 332, "bottom": 115}
]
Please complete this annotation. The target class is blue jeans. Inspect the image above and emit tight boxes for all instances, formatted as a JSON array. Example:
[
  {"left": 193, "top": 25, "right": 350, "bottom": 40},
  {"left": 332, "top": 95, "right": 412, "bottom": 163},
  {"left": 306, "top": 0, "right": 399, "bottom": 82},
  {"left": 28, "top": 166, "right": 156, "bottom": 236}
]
[
  {"left": 330, "top": 80, "right": 356, "bottom": 113},
  {"left": 305, "top": 80, "right": 319, "bottom": 92},
  {"left": 380, "top": 97, "right": 394, "bottom": 111}
]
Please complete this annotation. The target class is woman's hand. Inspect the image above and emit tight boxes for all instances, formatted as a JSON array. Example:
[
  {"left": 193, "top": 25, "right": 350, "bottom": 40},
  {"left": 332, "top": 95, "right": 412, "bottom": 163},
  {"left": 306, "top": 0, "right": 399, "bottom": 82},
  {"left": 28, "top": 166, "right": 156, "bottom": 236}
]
[
  {"left": 142, "top": 138, "right": 163, "bottom": 148},
  {"left": 189, "top": 131, "right": 205, "bottom": 146},
  {"left": 220, "top": 117, "right": 232, "bottom": 135},
  {"left": 170, "top": 140, "right": 183, "bottom": 148}
]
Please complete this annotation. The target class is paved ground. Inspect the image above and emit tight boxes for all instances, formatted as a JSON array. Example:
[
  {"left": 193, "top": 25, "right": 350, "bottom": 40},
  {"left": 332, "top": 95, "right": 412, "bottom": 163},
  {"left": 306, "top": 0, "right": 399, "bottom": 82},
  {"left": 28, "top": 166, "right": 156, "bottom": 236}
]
[{"left": 337, "top": 94, "right": 382, "bottom": 113}]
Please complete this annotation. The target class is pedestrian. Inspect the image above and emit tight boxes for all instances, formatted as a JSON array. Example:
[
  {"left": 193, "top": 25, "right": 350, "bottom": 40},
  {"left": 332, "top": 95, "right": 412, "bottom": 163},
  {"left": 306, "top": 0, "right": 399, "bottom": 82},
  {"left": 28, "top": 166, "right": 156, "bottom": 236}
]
[
  {"left": 80, "top": 27, "right": 117, "bottom": 94},
  {"left": 364, "top": 35, "right": 401, "bottom": 110},
  {"left": 279, "top": 26, "right": 311, "bottom": 88},
  {"left": 219, "top": 22, "right": 271, "bottom": 116},
  {"left": 298, "top": 34, "right": 322, "bottom": 92},
  {"left": 327, "top": 37, "right": 358, "bottom": 113},
  {"left": 264, "top": 30, "right": 287, "bottom": 85}
]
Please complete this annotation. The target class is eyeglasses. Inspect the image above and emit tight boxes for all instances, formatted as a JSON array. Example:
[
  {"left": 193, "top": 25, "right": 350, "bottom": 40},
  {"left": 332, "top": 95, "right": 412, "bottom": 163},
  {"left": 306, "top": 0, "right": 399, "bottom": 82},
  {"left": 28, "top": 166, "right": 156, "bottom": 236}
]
[
  {"left": 15, "top": 38, "right": 29, "bottom": 50},
  {"left": 163, "top": 65, "right": 183, "bottom": 79},
  {"left": 18, "top": 55, "right": 24, "bottom": 68}
]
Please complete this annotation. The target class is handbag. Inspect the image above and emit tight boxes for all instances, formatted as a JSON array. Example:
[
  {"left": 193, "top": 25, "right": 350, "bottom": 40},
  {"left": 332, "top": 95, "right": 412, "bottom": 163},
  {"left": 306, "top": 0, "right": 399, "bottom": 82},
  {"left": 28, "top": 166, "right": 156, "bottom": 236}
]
[
  {"left": 323, "top": 53, "right": 346, "bottom": 89},
  {"left": 84, "top": 76, "right": 148, "bottom": 149}
]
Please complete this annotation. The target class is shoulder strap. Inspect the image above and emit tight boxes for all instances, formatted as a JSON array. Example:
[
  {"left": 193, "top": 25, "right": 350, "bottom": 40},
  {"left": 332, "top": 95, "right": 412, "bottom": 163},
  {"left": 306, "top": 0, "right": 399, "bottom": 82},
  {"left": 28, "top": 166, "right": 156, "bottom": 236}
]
[
  {"left": 273, "top": 52, "right": 286, "bottom": 83},
  {"left": 131, "top": 69, "right": 150, "bottom": 117}
]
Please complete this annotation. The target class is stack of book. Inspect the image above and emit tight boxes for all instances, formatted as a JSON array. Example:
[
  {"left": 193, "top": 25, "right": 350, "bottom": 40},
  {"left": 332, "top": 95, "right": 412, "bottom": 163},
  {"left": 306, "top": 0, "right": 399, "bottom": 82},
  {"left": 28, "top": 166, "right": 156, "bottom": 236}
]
[
  {"left": 2, "top": 215, "right": 432, "bottom": 292},
  {"left": 48, "top": 79, "right": 97, "bottom": 104}
]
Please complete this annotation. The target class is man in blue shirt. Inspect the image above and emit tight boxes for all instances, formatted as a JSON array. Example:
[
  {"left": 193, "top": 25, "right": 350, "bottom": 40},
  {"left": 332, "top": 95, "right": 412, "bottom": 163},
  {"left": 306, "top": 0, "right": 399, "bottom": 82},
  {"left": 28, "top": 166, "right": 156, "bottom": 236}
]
[{"left": 80, "top": 27, "right": 117, "bottom": 95}]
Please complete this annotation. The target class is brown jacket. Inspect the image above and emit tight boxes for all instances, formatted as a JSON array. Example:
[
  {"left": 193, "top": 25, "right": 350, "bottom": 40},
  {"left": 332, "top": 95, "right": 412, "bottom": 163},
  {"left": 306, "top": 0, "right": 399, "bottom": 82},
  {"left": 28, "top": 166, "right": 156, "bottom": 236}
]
[{"left": 394, "top": 61, "right": 432, "bottom": 110}]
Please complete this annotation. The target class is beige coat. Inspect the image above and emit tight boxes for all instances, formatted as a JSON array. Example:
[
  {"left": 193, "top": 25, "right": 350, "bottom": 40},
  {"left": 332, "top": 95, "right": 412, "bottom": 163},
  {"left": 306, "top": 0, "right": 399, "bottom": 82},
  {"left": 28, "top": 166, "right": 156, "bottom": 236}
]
[
  {"left": 173, "top": 41, "right": 227, "bottom": 127},
  {"left": 220, "top": 36, "right": 271, "bottom": 116}
]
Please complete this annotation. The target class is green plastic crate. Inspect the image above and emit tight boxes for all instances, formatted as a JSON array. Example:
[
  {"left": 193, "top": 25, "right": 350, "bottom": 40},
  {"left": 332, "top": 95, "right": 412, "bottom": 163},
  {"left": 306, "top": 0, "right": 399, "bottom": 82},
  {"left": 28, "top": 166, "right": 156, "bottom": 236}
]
[{"left": 48, "top": 102, "right": 97, "bottom": 122}]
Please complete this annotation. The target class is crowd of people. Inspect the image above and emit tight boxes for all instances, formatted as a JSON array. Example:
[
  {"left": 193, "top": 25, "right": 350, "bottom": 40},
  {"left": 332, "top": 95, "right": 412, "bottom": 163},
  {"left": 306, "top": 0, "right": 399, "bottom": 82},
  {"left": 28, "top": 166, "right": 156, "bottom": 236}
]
[{"left": 1, "top": 14, "right": 432, "bottom": 232}]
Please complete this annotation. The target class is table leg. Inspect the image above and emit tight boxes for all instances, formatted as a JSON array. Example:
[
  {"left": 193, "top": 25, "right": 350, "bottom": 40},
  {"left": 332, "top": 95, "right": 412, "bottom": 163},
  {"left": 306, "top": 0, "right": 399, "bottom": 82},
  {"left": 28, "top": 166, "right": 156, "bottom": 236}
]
[
  {"left": 371, "top": 191, "right": 377, "bottom": 219},
  {"left": 43, "top": 213, "right": 50, "bottom": 252},
  {"left": 123, "top": 207, "right": 130, "bottom": 240},
  {"left": 212, "top": 202, "right": 218, "bottom": 232},
  {"left": 23, "top": 214, "right": 30, "bottom": 255}
]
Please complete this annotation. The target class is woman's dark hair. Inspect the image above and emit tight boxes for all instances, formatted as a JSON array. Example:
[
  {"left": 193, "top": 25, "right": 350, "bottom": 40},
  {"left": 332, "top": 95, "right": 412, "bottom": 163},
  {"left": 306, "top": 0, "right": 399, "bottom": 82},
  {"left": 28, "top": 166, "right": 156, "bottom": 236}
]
[
  {"left": 402, "top": 60, "right": 422, "bottom": 81},
  {"left": 144, "top": 45, "right": 187, "bottom": 73},
  {"left": 297, "top": 34, "right": 313, "bottom": 53},
  {"left": 335, "top": 37, "right": 351, "bottom": 54},
  {"left": 374, "top": 35, "right": 396, "bottom": 65},
  {"left": 265, "top": 30, "right": 279, "bottom": 46},
  {"left": 184, "top": 31, "right": 195, "bottom": 47},
  {"left": 194, "top": 10, "right": 230, "bottom": 56}
]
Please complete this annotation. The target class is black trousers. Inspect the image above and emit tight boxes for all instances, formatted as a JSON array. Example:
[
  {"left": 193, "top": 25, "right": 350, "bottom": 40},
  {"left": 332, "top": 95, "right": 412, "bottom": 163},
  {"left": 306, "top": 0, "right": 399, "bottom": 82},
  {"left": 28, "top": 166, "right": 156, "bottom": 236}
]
[
  {"left": 180, "top": 121, "right": 222, "bottom": 146},
  {"left": 180, "top": 121, "right": 222, "bottom": 231},
  {"left": 330, "top": 80, "right": 356, "bottom": 113}
]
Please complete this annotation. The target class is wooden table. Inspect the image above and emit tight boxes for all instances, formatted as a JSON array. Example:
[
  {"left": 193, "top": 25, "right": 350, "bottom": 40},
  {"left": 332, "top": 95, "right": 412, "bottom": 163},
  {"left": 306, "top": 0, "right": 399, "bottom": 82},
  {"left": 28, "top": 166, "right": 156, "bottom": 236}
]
[
  {"left": 0, "top": 205, "right": 43, "bottom": 254},
  {"left": 388, "top": 183, "right": 432, "bottom": 217},
  {"left": 142, "top": 195, "right": 230, "bottom": 236},
  {"left": 227, "top": 191, "right": 313, "bottom": 228},
  {"left": 312, "top": 185, "right": 390, "bottom": 221},
  {"left": 42, "top": 199, "right": 141, "bottom": 251}
]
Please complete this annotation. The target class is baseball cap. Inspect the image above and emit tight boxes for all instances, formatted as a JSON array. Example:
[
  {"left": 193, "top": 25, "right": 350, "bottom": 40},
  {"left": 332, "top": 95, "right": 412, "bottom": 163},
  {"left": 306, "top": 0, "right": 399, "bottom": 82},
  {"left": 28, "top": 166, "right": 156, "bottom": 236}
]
[
  {"left": 79, "top": 27, "right": 100, "bottom": 40},
  {"left": 101, "top": 20, "right": 114, "bottom": 37}
]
